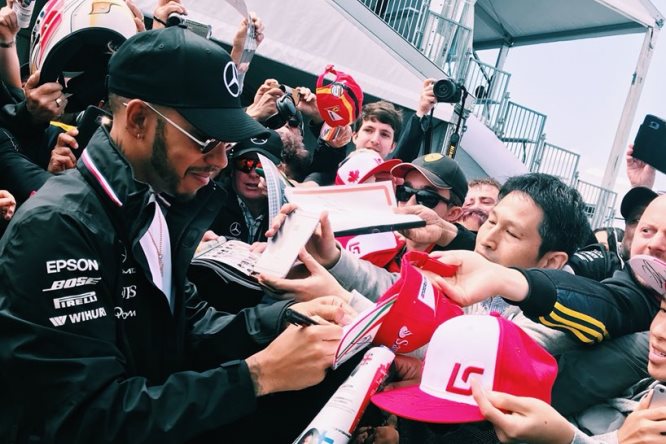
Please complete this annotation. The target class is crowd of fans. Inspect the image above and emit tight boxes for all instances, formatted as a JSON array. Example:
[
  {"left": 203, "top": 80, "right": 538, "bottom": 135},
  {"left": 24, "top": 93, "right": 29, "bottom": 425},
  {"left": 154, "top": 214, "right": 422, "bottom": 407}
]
[{"left": 0, "top": 0, "right": 665, "bottom": 443}]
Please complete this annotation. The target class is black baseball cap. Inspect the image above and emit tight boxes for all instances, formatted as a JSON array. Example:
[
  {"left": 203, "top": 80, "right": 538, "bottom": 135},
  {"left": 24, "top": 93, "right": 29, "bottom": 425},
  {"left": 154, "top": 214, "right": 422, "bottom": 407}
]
[
  {"left": 391, "top": 153, "right": 468, "bottom": 204},
  {"left": 620, "top": 186, "right": 658, "bottom": 220},
  {"left": 230, "top": 129, "right": 283, "bottom": 165},
  {"left": 107, "top": 27, "right": 268, "bottom": 142}
]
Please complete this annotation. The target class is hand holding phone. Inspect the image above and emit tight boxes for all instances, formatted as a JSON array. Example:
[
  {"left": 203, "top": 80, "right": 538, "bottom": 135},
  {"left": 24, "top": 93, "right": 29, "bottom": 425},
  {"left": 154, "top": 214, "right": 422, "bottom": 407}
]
[
  {"left": 632, "top": 114, "right": 666, "bottom": 175},
  {"left": 649, "top": 383, "right": 666, "bottom": 409}
]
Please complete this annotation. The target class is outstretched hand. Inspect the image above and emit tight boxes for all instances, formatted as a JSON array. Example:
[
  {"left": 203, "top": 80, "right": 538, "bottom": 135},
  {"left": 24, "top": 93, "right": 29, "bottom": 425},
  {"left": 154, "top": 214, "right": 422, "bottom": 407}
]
[
  {"left": 626, "top": 144, "right": 656, "bottom": 189},
  {"left": 48, "top": 128, "right": 79, "bottom": 173},
  {"left": 24, "top": 71, "right": 66, "bottom": 123},
  {"left": 0, "top": 189, "right": 16, "bottom": 221},
  {"left": 266, "top": 204, "right": 341, "bottom": 269},
  {"left": 428, "top": 250, "right": 527, "bottom": 307},
  {"left": 471, "top": 378, "right": 575, "bottom": 444},
  {"left": 617, "top": 389, "right": 666, "bottom": 444},
  {"left": 231, "top": 12, "right": 265, "bottom": 67},
  {"left": 258, "top": 248, "right": 352, "bottom": 304}
]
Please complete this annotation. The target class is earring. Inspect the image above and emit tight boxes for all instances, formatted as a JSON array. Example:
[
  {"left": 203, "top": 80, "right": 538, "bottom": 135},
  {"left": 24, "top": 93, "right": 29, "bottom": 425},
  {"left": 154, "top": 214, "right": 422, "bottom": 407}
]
[{"left": 136, "top": 133, "right": 143, "bottom": 139}]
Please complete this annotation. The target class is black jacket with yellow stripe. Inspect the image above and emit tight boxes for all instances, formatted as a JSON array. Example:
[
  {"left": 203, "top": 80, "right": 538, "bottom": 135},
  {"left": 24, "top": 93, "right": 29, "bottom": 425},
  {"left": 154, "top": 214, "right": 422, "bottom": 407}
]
[
  {"left": 514, "top": 267, "right": 659, "bottom": 344},
  {"left": 0, "top": 128, "right": 290, "bottom": 443}
]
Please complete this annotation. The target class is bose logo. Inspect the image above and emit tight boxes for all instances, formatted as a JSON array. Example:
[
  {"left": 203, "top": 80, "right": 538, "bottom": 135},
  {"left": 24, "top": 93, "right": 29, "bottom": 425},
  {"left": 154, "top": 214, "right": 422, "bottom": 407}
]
[
  {"left": 46, "top": 259, "right": 99, "bottom": 274},
  {"left": 43, "top": 277, "right": 102, "bottom": 292},
  {"left": 52, "top": 291, "right": 98, "bottom": 309}
]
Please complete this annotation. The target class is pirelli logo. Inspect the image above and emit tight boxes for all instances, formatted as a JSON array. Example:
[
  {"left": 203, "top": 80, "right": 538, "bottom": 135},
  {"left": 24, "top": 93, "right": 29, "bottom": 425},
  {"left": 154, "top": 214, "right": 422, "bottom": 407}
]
[{"left": 52, "top": 292, "right": 98, "bottom": 310}]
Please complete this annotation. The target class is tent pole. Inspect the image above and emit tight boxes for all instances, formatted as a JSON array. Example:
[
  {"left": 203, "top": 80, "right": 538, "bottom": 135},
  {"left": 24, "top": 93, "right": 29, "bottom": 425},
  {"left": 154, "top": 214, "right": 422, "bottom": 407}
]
[{"left": 592, "top": 24, "right": 661, "bottom": 228}]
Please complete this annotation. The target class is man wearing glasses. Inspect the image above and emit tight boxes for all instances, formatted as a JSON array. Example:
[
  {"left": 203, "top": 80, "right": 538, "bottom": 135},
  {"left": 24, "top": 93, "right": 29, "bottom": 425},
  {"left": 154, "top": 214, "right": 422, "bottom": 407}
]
[{"left": 0, "top": 27, "right": 348, "bottom": 441}]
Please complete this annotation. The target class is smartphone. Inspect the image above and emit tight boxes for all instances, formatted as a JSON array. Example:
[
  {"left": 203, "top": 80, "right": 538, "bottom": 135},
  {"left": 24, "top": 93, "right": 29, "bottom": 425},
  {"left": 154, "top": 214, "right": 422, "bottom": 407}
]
[
  {"left": 649, "top": 383, "right": 666, "bottom": 408},
  {"left": 632, "top": 114, "right": 666, "bottom": 175},
  {"left": 75, "top": 105, "right": 111, "bottom": 153}
]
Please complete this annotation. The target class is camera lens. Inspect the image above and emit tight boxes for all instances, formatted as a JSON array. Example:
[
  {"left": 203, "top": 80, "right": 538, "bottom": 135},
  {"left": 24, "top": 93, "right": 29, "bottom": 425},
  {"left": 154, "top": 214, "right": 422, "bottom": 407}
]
[
  {"left": 166, "top": 13, "right": 185, "bottom": 27},
  {"left": 433, "top": 79, "right": 462, "bottom": 103},
  {"left": 279, "top": 84, "right": 293, "bottom": 96}
]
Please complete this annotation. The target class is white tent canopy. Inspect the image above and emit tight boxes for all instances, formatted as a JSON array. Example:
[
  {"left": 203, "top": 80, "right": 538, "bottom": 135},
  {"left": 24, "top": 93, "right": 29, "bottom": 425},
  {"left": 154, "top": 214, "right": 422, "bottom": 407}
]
[{"left": 475, "top": 0, "right": 663, "bottom": 49}]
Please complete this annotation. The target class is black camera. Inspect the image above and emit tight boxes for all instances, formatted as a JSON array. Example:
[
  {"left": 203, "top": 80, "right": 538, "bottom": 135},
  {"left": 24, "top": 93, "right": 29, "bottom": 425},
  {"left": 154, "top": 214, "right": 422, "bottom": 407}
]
[
  {"left": 433, "top": 78, "right": 463, "bottom": 103},
  {"left": 262, "top": 85, "right": 298, "bottom": 130},
  {"left": 166, "top": 13, "right": 212, "bottom": 39}
]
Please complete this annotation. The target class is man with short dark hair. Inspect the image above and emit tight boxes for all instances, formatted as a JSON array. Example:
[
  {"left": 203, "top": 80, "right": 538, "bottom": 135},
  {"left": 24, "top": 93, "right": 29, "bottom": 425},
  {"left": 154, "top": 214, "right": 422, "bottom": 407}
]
[
  {"left": 476, "top": 173, "right": 590, "bottom": 270},
  {"left": 0, "top": 27, "right": 345, "bottom": 442}
]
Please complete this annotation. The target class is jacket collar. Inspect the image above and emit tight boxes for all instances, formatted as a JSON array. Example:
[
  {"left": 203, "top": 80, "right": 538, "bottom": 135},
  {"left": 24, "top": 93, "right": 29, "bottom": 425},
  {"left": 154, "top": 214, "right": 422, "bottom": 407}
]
[{"left": 78, "top": 126, "right": 148, "bottom": 209}]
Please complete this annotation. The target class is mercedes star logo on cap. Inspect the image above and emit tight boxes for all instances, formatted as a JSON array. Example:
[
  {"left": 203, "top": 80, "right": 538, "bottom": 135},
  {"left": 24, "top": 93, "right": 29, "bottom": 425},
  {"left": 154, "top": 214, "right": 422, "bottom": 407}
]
[
  {"left": 223, "top": 61, "right": 241, "bottom": 98},
  {"left": 250, "top": 137, "right": 268, "bottom": 145}
]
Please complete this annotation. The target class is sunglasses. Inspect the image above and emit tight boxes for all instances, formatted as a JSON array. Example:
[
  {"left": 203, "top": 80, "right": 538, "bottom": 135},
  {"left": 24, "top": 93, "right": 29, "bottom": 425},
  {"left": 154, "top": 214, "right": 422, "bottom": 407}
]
[
  {"left": 396, "top": 185, "right": 451, "bottom": 209},
  {"left": 234, "top": 157, "right": 262, "bottom": 174},
  {"left": 138, "top": 102, "right": 223, "bottom": 154}
]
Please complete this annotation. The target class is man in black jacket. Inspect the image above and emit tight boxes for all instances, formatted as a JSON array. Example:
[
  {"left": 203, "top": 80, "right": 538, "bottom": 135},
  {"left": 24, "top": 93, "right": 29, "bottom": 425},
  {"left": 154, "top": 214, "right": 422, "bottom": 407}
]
[{"left": 0, "top": 27, "right": 346, "bottom": 443}]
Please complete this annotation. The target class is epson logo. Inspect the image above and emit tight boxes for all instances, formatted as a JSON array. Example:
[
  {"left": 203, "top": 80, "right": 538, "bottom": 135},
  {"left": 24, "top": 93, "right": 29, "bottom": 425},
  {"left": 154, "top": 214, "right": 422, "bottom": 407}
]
[
  {"left": 53, "top": 291, "right": 98, "bottom": 309},
  {"left": 43, "top": 277, "right": 102, "bottom": 292},
  {"left": 46, "top": 259, "right": 99, "bottom": 274}
]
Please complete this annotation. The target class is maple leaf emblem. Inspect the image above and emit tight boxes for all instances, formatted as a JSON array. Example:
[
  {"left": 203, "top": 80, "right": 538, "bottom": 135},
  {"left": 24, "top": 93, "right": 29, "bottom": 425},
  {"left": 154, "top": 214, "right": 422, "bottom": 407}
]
[{"left": 348, "top": 169, "right": 360, "bottom": 183}]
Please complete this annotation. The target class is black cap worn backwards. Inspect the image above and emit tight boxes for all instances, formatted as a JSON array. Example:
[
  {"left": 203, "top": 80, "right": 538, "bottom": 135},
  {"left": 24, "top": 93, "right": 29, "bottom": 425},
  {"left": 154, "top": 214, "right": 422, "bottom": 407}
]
[
  {"left": 107, "top": 26, "right": 268, "bottom": 142},
  {"left": 391, "top": 153, "right": 468, "bottom": 204}
]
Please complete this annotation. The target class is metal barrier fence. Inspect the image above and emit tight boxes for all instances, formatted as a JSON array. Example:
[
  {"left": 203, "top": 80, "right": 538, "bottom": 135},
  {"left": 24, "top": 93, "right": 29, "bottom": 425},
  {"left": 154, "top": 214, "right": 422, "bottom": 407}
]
[
  {"left": 575, "top": 179, "right": 618, "bottom": 228},
  {"left": 359, "top": 0, "right": 426, "bottom": 43},
  {"left": 494, "top": 100, "right": 547, "bottom": 171},
  {"left": 464, "top": 57, "right": 511, "bottom": 127},
  {"left": 358, "top": 0, "right": 472, "bottom": 80},
  {"left": 354, "top": 0, "right": 616, "bottom": 227},
  {"left": 534, "top": 142, "right": 580, "bottom": 185}
]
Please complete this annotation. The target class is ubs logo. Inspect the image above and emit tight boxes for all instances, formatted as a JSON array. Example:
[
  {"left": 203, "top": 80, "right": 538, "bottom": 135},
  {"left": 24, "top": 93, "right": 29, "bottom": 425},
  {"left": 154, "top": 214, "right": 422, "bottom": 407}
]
[
  {"left": 223, "top": 61, "right": 241, "bottom": 97},
  {"left": 121, "top": 285, "right": 137, "bottom": 300}
]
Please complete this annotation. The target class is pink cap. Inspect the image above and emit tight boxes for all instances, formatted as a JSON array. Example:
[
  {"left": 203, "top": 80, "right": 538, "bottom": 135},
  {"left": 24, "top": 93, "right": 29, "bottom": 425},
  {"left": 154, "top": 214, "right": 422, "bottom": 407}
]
[
  {"left": 372, "top": 251, "right": 462, "bottom": 353},
  {"left": 335, "top": 149, "right": 401, "bottom": 185},
  {"left": 371, "top": 314, "right": 558, "bottom": 423}
]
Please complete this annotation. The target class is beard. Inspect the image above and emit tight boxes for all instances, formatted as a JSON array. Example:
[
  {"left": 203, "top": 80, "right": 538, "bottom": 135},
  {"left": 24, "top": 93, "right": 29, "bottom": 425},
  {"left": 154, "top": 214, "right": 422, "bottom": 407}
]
[{"left": 150, "top": 119, "right": 183, "bottom": 199}]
